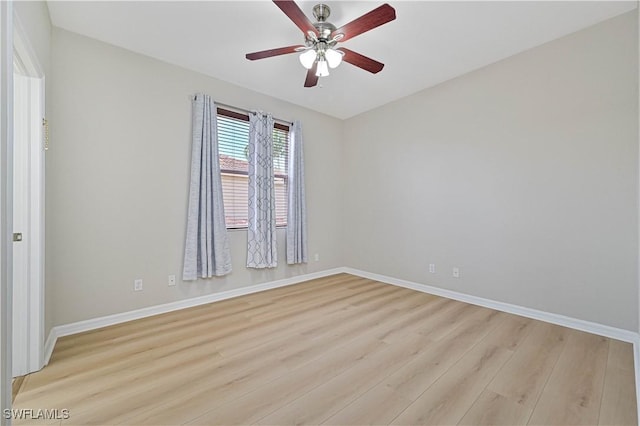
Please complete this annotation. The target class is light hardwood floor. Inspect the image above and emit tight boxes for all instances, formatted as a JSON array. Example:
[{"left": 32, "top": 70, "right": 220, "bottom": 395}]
[{"left": 13, "top": 274, "right": 637, "bottom": 425}]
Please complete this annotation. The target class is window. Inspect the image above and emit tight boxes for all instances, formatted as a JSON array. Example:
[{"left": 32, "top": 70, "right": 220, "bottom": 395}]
[{"left": 217, "top": 108, "right": 289, "bottom": 229}]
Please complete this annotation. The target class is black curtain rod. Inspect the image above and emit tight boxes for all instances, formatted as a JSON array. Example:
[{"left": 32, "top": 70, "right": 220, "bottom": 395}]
[
  {"left": 192, "top": 95, "right": 293, "bottom": 126},
  {"left": 217, "top": 102, "right": 293, "bottom": 127}
]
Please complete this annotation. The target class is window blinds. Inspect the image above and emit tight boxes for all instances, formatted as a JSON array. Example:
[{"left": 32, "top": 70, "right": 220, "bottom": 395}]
[{"left": 216, "top": 111, "right": 289, "bottom": 229}]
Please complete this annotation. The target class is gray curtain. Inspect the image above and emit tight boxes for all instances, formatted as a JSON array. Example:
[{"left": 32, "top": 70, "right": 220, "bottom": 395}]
[
  {"left": 286, "top": 120, "right": 307, "bottom": 264},
  {"left": 183, "top": 94, "right": 232, "bottom": 280},
  {"left": 247, "top": 111, "right": 278, "bottom": 268}
]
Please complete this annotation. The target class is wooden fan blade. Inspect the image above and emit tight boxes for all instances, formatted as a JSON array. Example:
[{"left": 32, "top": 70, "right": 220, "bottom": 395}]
[
  {"left": 273, "top": 1, "right": 318, "bottom": 36},
  {"left": 331, "top": 4, "right": 396, "bottom": 42},
  {"left": 304, "top": 63, "right": 318, "bottom": 87},
  {"left": 338, "top": 48, "right": 384, "bottom": 74},
  {"left": 246, "top": 45, "right": 305, "bottom": 60}
]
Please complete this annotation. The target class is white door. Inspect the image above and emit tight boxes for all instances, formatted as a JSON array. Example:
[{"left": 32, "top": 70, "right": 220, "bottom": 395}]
[
  {"left": 12, "top": 71, "right": 28, "bottom": 377},
  {"left": 12, "top": 67, "right": 44, "bottom": 377}
]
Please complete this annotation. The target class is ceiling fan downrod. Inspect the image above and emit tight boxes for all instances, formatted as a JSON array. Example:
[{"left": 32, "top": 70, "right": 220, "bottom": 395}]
[{"left": 311, "top": 4, "right": 336, "bottom": 39}]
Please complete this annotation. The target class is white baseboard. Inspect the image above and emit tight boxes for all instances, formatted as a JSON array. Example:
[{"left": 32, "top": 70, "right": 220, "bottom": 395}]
[
  {"left": 344, "top": 267, "right": 639, "bottom": 343},
  {"left": 634, "top": 339, "right": 640, "bottom": 424},
  {"left": 43, "top": 267, "right": 348, "bottom": 365},
  {"left": 43, "top": 328, "right": 57, "bottom": 366}
]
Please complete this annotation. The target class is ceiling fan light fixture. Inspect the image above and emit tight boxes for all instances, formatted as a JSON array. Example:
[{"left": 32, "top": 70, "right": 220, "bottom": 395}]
[
  {"left": 316, "top": 59, "right": 330, "bottom": 77},
  {"left": 325, "top": 48, "right": 343, "bottom": 68},
  {"left": 299, "top": 49, "right": 317, "bottom": 69}
]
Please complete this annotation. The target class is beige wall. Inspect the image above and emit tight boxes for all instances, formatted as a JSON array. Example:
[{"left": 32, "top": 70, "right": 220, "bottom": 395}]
[
  {"left": 343, "top": 11, "right": 639, "bottom": 331},
  {"left": 48, "top": 28, "right": 344, "bottom": 326},
  {"left": 14, "top": 1, "right": 51, "bottom": 75}
]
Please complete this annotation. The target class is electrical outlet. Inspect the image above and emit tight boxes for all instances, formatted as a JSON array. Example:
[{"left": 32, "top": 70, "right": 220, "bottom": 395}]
[
  {"left": 168, "top": 275, "right": 176, "bottom": 286},
  {"left": 134, "top": 279, "right": 143, "bottom": 291},
  {"left": 429, "top": 264, "right": 436, "bottom": 274},
  {"left": 452, "top": 267, "right": 460, "bottom": 278},
  {"left": 314, "top": 253, "right": 320, "bottom": 262}
]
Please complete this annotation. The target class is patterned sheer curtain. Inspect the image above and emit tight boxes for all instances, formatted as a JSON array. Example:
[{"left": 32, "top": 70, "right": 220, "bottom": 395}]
[
  {"left": 246, "top": 111, "right": 278, "bottom": 268},
  {"left": 286, "top": 120, "right": 307, "bottom": 264},
  {"left": 183, "top": 94, "right": 232, "bottom": 280}
]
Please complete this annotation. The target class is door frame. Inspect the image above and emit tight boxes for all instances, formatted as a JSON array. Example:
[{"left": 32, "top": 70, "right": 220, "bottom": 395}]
[
  {"left": 12, "top": 13, "right": 45, "bottom": 376},
  {"left": 0, "top": 0, "right": 14, "bottom": 422}
]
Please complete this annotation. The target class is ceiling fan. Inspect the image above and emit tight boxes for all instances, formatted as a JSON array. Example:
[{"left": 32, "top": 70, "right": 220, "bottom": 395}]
[{"left": 246, "top": 1, "right": 396, "bottom": 88}]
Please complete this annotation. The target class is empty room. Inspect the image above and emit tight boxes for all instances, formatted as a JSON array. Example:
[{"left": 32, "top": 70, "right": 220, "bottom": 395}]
[{"left": 3, "top": 0, "right": 639, "bottom": 425}]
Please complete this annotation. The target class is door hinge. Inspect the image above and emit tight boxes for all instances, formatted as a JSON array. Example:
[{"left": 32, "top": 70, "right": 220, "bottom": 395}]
[{"left": 42, "top": 118, "right": 49, "bottom": 151}]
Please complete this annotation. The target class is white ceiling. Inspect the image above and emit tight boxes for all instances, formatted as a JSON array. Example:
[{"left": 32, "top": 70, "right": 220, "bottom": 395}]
[{"left": 47, "top": 1, "right": 636, "bottom": 119}]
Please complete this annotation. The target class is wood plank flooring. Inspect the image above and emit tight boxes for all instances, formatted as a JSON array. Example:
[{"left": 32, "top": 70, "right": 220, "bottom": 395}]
[
  {"left": 13, "top": 273, "right": 638, "bottom": 425},
  {"left": 12, "top": 376, "right": 26, "bottom": 403}
]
